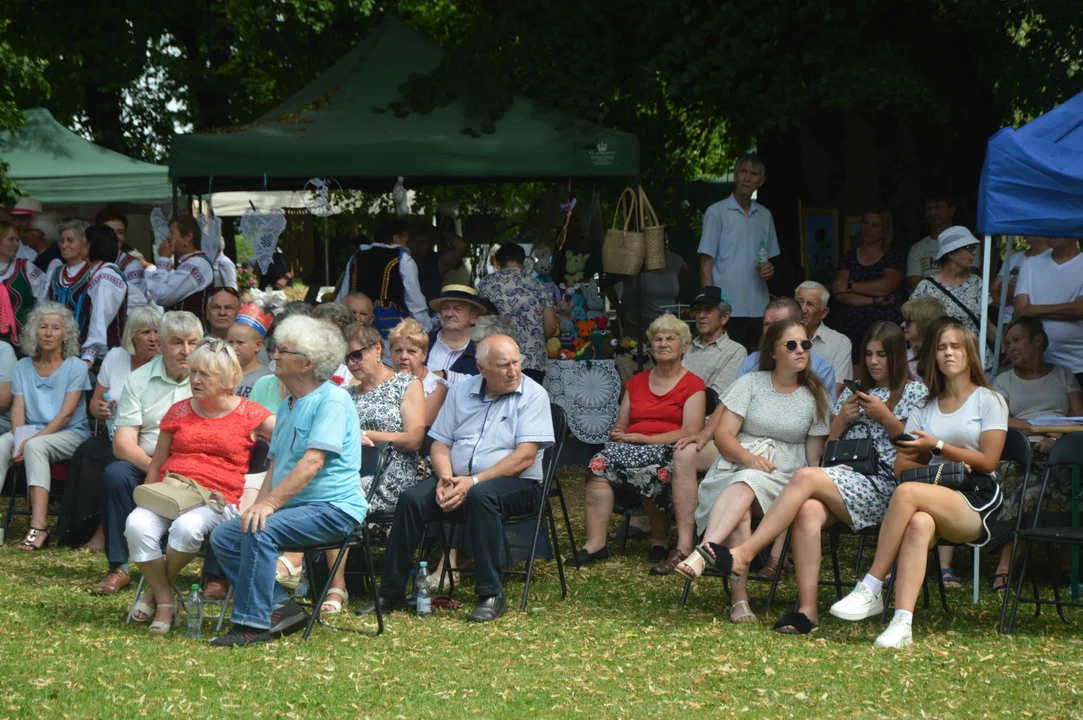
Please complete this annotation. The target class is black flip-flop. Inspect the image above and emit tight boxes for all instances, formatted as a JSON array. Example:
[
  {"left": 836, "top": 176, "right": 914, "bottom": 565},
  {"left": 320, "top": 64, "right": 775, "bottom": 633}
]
[
  {"left": 773, "top": 611, "right": 818, "bottom": 635},
  {"left": 694, "top": 542, "right": 734, "bottom": 576}
]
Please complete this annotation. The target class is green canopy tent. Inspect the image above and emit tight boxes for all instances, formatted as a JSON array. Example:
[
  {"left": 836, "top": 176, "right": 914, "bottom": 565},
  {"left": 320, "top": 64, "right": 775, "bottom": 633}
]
[
  {"left": 1, "top": 108, "right": 172, "bottom": 203},
  {"left": 168, "top": 16, "right": 639, "bottom": 193}
]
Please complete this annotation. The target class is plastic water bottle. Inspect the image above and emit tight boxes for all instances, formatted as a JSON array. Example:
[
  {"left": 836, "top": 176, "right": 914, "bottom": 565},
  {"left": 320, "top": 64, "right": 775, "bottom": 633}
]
[
  {"left": 406, "top": 569, "right": 417, "bottom": 609},
  {"left": 186, "top": 584, "right": 203, "bottom": 639},
  {"left": 103, "top": 390, "right": 117, "bottom": 438},
  {"left": 756, "top": 240, "right": 768, "bottom": 270},
  {"left": 415, "top": 562, "right": 432, "bottom": 616},
  {"left": 294, "top": 576, "right": 308, "bottom": 599}
]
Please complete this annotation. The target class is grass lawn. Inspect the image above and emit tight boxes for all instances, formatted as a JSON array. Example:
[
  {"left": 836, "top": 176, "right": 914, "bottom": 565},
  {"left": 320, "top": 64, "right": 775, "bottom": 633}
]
[{"left": 2, "top": 466, "right": 1082, "bottom": 719}]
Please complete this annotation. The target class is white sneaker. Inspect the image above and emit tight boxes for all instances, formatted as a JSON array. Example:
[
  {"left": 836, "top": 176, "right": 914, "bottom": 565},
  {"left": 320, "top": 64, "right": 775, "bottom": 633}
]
[
  {"left": 829, "top": 582, "right": 884, "bottom": 621},
  {"left": 873, "top": 617, "right": 913, "bottom": 649}
]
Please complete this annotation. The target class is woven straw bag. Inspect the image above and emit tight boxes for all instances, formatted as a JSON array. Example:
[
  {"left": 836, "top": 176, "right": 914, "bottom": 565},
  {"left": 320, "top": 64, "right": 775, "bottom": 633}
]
[
  {"left": 602, "top": 188, "right": 644, "bottom": 276},
  {"left": 639, "top": 187, "right": 666, "bottom": 271}
]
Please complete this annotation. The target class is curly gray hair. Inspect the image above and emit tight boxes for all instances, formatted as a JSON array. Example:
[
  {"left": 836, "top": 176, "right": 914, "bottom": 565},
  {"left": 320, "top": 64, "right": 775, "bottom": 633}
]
[
  {"left": 22, "top": 301, "right": 81, "bottom": 359},
  {"left": 273, "top": 315, "right": 346, "bottom": 382},
  {"left": 470, "top": 315, "right": 518, "bottom": 344}
]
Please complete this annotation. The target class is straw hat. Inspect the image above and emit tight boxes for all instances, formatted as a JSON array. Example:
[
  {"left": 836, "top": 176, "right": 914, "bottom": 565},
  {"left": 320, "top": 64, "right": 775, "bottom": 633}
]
[
  {"left": 11, "top": 197, "right": 42, "bottom": 216},
  {"left": 428, "top": 285, "right": 488, "bottom": 315}
]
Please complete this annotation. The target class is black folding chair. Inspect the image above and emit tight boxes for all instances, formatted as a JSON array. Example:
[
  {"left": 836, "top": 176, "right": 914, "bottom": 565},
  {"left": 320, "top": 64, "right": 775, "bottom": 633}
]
[
  {"left": 991, "top": 428, "right": 1032, "bottom": 632},
  {"left": 284, "top": 443, "right": 395, "bottom": 639},
  {"left": 436, "top": 404, "right": 570, "bottom": 611},
  {"left": 3, "top": 463, "right": 69, "bottom": 536},
  {"left": 1005, "top": 432, "right": 1083, "bottom": 634}
]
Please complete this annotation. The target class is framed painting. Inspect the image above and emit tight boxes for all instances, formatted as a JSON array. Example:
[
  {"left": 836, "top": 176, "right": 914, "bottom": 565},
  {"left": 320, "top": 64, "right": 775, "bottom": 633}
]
[
  {"left": 843, "top": 215, "right": 862, "bottom": 252},
  {"left": 800, "top": 206, "right": 839, "bottom": 286}
]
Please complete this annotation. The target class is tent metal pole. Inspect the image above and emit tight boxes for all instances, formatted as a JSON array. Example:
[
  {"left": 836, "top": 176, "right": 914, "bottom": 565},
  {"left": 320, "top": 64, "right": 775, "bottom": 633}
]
[
  {"left": 991, "top": 236, "right": 1011, "bottom": 381},
  {"left": 634, "top": 179, "right": 644, "bottom": 372},
  {"left": 171, "top": 180, "right": 179, "bottom": 218},
  {"left": 975, "top": 233, "right": 994, "bottom": 605}
]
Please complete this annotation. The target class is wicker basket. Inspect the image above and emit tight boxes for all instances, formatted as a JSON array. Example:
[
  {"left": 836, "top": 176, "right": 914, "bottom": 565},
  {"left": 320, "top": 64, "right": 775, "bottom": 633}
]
[
  {"left": 602, "top": 188, "right": 644, "bottom": 276},
  {"left": 640, "top": 187, "right": 666, "bottom": 271}
]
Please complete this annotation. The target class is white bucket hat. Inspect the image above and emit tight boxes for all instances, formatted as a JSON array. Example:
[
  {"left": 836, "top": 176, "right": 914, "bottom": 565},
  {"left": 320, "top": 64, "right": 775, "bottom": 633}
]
[
  {"left": 11, "top": 197, "right": 42, "bottom": 216},
  {"left": 935, "top": 226, "right": 981, "bottom": 261}
]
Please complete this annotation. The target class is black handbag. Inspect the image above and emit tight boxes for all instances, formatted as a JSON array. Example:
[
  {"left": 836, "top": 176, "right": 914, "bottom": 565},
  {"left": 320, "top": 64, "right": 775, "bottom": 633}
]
[
  {"left": 821, "top": 421, "right": 880, "bottom": 477},
  {"left": 899, "top": 461, "right": 980, "bottom": 492}
]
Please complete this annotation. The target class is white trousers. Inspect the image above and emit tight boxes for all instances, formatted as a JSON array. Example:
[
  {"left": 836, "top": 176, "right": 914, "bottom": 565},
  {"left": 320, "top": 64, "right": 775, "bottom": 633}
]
[
  {"left": 125, "top": 503, "right": 239, "bottom": 562},
  {"left": 0, "top": 430, "right": 84, "bottom": 492}
]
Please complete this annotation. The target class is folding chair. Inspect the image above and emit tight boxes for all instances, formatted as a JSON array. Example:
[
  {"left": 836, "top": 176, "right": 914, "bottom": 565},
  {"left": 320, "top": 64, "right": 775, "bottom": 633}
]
[
  {"left": 436, "top": 404, "right": 571, "bottom": 611},
  {"left": 990, "top": 428, "right": 1032, "bottom": 632},
  {"left": 616, "top": 388, "right": 720, "bottom": 556},
  {"left": 3, "top": 463, "right": 69, "bottom": 536},
  {"left": 1005, "top": 432, "right": 1083, "bottom": 634},
  {"left": 284, "top": 443, "right": 395, "bottom": 639}
]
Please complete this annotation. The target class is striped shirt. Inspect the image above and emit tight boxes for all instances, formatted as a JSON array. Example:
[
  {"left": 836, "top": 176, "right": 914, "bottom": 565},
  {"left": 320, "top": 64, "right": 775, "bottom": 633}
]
[{"left": 428, "top": 374, "right": 554, "bottom": 481}]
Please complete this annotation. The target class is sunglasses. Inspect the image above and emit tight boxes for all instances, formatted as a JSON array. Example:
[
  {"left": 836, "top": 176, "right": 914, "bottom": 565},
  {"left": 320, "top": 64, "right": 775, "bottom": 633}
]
[
  {"left": 211, "top": 286, "right": 241, "bottom": 298},
  {"left": 346, "top": 348, "right": 367, "bottom": 363},
  {"left": 781, "top": 339, "right": 813, "bottom": 352}
]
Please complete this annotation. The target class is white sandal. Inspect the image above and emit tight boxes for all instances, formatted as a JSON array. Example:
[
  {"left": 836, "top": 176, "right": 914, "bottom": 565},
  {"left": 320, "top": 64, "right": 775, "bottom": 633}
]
[
  {"left": 320, "top": 588, "right": 348, "bottom": 614},
  {"left": 729, "top": 599, "right": 757, "bottom": 624},
  {"left": 276, "top": 556, "right": 303, "bottom": 591},
  {"left": 149, "top": 603, "right": 176, "bottom": 635},
  {"left": 131, "top": 597, "right": 156, "bottom": 623}
]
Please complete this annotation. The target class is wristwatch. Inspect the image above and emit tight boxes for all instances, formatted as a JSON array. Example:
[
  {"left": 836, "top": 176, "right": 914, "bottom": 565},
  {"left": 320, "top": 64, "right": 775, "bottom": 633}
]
[
  {"left": 472, "top": 475, "right": 480, "bottom": 485},
  {"left": 931, "top": 440, "right": 944, "bottom": 456}
]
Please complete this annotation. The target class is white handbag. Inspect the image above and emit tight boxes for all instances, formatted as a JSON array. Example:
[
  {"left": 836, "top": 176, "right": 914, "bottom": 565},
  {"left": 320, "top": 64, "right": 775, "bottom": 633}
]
[{"left": 707, "top": 437, "right": 776, "bottom": 475}]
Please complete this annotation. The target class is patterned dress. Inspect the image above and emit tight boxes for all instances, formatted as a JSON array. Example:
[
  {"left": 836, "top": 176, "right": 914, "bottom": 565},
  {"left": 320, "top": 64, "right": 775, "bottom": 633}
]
[
  {"left": 836, "top": 249, "right": 904, "bottom": 363},
  {"left": 911, "top": 273, "right": 993, "bottom": 370},
  {"left": 476, "top": 267, "right": 552, "bottom": 372},
  {"left": 349, "top": 372, "right": 427, "bottom": 514},
  {"left": 822, "top": 382, "right": 928, "bottom": 530},
  {"left": 696, "top": 372, "right": 831, "bottom": 534}
]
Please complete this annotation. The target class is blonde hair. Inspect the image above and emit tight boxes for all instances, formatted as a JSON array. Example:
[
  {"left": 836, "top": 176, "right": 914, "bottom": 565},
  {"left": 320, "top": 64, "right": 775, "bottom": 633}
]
[
  {"left": 121, "top": 306, "right": 162, "bottom": 354},
  {"left": 188, "top": 338, "right": 243, "bottom": 392},
  {"left": 647, "top": 313, "right": 692, "bottom": 345},
  {"left": 900, "top": 295, "right": 944, "bottom": 331},
  {"left": 864, "top": 208, "right": 895, "bottom": 250},
  {"left": 389, "top": 318, "right": 429, "bottom": 353},
  {"left": 345, "top": 321, "right": 383, "bottom": 351}
]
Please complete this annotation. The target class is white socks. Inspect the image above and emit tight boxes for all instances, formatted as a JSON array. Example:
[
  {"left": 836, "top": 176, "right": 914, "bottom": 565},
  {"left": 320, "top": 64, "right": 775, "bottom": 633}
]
[
  {"left": 861, "top": 574, "right": 884, "bottom": 596},
  {"left": 892, "top": 609, "right": 913, "bottom": 626}
]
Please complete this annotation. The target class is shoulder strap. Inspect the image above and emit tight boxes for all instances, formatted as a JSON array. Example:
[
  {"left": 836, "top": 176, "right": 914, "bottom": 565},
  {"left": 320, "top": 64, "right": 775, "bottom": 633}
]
[{"left": 924, "top": 277, "right": 994, "bottom": 347}]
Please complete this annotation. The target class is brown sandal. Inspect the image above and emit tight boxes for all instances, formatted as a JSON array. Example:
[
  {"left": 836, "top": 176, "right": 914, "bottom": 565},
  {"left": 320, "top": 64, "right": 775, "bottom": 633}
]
[
  {"left": 649, "top": 548, "right": 689, "bottom": 576},
  {"left": 759, "top": 555, "right": 784, "bottom": 581}
]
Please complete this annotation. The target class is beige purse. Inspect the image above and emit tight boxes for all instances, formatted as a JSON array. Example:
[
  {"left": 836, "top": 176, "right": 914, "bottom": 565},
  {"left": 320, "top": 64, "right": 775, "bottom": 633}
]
[
  {"left": 601, "top": 187, "right": 645, "bottom": 276},
  {"left": 639, "top": 187, "right": 666, "bottom": 271},
  {"left": 133, "top": 472, "right": 224, "bottom": 520},
  {"left": 707, "top": 437, "right": 776, "bottom": 475}
]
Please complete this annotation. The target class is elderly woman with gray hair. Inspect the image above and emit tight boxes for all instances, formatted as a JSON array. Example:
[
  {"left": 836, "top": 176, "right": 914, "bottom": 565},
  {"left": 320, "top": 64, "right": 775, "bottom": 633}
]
[
  {"left": 570, "top": 313, "right": 707, "bottom": 567},
  {"left": 209, "top": 315, "right": 367, "bottom": 647},
  {"left": 0, "top": 302, "right": 92, "bottom": 550},
  {"left": 124, "top": 338, "right": 274, "bottom": 633},
  {"left": 57, "top": 306, "right": 163, "bottom": 549}
]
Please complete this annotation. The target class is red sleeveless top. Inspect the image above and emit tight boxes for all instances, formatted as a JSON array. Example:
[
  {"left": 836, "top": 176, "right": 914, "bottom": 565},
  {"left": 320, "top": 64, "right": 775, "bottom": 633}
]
[{"left": 157, "top": 397, "right": 271, "bottom": 506}]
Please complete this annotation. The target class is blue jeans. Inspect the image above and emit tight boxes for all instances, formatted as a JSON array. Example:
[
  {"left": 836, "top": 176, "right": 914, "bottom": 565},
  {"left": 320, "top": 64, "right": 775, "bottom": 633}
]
[{"left": 210, "top": 502, "right": 358, "bottom": 630}]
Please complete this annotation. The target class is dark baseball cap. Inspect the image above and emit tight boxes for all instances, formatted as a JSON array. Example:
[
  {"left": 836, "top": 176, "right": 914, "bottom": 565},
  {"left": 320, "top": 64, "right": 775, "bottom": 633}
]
[{"left": 692, "top": 286, "right": 730, "bottom": 308}]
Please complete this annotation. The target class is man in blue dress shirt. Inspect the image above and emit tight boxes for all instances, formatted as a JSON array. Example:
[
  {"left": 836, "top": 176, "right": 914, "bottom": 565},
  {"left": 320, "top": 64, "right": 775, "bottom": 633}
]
[{"left": 358, "top": 335, "right": 554, "bottom": 623}]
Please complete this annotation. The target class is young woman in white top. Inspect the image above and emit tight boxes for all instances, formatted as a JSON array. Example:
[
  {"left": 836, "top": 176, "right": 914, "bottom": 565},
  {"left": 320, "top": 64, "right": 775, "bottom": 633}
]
[{"left": 830, "top": 322, "right": 1008, "bottom": 648}]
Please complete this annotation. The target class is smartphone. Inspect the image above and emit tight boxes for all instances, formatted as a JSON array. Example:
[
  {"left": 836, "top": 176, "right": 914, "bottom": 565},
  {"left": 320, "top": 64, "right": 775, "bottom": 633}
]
[
  {"left": 843, "top": 379, "right": 863, "bottom": 395},
  {"left": 890, "top": 432, "right": 917, "bottom": 445}
]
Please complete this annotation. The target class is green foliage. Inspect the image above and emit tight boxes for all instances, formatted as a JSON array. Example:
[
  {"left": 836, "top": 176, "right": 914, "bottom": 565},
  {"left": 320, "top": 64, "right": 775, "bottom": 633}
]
[
  {"left": 233, "top": 233, "right": 255, "bottom": 265},
  {"left": 0, "top": 18, "right": 49, "bottom": 203}
]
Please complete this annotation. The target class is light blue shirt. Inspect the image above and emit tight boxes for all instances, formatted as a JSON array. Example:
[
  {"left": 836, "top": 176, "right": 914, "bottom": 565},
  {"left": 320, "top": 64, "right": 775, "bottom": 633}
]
[
  {"left": 429, "top": 374, "right": 554, "bottom": 481},
  {"left": 269, "top": 382, "right": 367, "bottom": 523},
  {"left": 11, "top": 355, "right": 92, "bottom": 439},
  {"left": 697, "top": 194, "right": 780, "bottom": 317},
  {"left": 737, "top": 351, "right": 837, "bottom": 405}
]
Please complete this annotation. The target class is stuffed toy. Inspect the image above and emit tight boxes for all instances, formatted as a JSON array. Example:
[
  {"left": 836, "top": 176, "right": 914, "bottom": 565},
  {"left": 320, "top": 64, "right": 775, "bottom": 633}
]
[
  {"left": 572, "top": 338, "right": 587, "bottom": 352},
  {"left": 532, "top": 246, "right": 553, "bottom": 281},
  {"left": 593, "top": 315, "right": 609, "bottom": 331},
  {"left": 564, "top": 251, "right": 589, "bottom": 285},
  {"left": 557, "top": 348, "right": 575, "bottom": 360},
  {"left": 546, "top": 337, "right": 561, "bottom": 359},
  {"left": 571, "top": 293, "right": 587, "bottom": 321},
  {"left": 558, "top": 315, "right": 574, "bottom": 336},
  {"left": 583, "top": 279, "right": 605, "bottom": 313},
  {"left": 576, "top": 319, "right": 595, "bottom": 339},
  {"left": 591, "top": 331, "right": 610, "bottom": 358}
]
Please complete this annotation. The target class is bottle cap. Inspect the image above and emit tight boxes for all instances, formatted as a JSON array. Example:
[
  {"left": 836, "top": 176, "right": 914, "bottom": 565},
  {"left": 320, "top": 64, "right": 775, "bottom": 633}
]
[
  {"left": 191, "top": 583, "right": 200, "bottom": 590},
  {"left": 419, "top": 561, "right": 428, "bottom": 568}
]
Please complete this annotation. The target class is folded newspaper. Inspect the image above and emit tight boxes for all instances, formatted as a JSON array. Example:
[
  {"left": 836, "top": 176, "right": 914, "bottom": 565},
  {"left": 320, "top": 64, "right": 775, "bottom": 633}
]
[{"left": 1028, "top": 415, "right": 1083, "bottom": 427}]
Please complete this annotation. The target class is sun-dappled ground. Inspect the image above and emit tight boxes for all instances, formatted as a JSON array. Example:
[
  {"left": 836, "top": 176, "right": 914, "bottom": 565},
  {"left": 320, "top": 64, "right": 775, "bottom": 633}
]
[{"left": 2, "top": 466, "right": 1082, "bottom": 719}]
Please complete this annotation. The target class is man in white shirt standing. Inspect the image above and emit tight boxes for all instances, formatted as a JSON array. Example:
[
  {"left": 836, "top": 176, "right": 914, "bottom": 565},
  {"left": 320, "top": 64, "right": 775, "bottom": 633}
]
[
  {"left": 905, "top": 193, "right": 978, "bottom": 295},
  {"left": 680, "top": 286, "right": 747, "bottom": 398},
  {"left": 1014, "top": 238, "right": 1083, "bottom": 386},
  {"left": 697, "top": 153, "right": 779, "bottom": 351},
  {"left": 796, "top": 281, "right": 852, "bottom": 393}
]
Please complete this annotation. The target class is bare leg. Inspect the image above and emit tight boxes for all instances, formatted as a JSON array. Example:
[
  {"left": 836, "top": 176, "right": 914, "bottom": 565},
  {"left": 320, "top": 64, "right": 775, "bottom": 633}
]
[
  {"left": 164, "top": 547, "right": 198, "bottom": 586},
  {"left": 641, "top": 499, "right": 670, "bottom": 549},
  {"left": 730, "top": 467, "right": 851, "bottom": 576},
  {"left": 787, "top": 500, "right": 831, "bottom": 628},
  {"left": 701, "top": 482, "right": 758, "bottom": 546},
  {"left": 866, "top": 483, "right": 984, "bottom": 588},
  {"left": 29, "top": 486, "right": 49, "bottom": 530},
  {"left": 672, "top": 443, "right": 718, "bottom": 554},
  {"left": 322, "top": 548, "right": 349, "bottom": 610},
  {"left": 894, "top": 512, "right": 938, "bottom": 613},
  {"left": 938, "top": 545, "right": 958, "bottom": 584},
  {"left": 583, "top": 476, "right": 614, "bottom": 552},
  {"left": 727, "top": 511, "right": 755, "bottom": 621},
  {"left": 81, "top": 524, "right": 105, "bottom": 552},
  {"left": 136, "top": 557, "right": 175, "bottom": 626}
]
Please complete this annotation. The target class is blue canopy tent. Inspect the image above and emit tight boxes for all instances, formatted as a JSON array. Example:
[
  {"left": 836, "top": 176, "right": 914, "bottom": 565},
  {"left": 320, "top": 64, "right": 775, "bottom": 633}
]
[{"left": 973, "top": 91, "right": 1083, "bottom": 604}]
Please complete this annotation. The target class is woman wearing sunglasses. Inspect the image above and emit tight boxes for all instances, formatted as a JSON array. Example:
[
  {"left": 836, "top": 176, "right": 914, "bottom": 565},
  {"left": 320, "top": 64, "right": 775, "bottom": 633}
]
[
  {"left": 676, "top": 319, "right": 830, "bottom": 623},
  {"left": 710, "top": 322, "right": 926, "bottom": 634}
]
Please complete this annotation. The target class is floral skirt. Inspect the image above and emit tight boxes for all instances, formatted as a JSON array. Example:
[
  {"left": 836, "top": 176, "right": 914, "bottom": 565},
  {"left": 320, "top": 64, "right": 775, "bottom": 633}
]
[
  {"left": 990, "top": 457, "right": 1073, "bottom": 540},
  {"left": 589, "top": 441, "right": 674, "bottom": 516}
]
